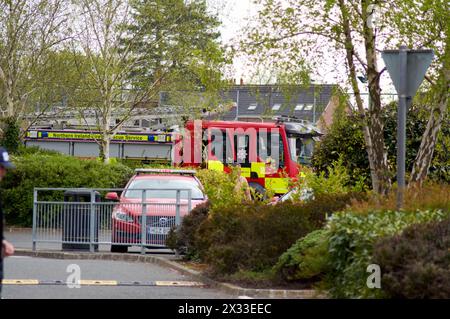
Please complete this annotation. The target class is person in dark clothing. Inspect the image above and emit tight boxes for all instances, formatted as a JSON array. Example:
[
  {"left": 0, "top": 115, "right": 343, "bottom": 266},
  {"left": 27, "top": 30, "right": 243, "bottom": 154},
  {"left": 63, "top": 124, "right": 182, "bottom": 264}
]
[{"left": 0, "top": 147, "right": 15, "bottom": 297}]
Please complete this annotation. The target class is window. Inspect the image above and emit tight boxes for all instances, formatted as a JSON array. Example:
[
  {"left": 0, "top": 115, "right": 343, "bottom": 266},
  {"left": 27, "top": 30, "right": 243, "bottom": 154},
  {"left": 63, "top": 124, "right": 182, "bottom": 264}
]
[
  {"left": 206, "top": 129, "right": 232, "bottom": 164},
  {"left": 124, "top": 178, "right": 205, "bottom": 200},
  {"left": 303, "top": 104, "right": 314, "bottom": 111},
  {"left": 295, "top": 104, "right": 304, "bottom": 111},
  {"left": 248, "top": 103, "right": 257, "bottom": 110},
  {"left": 272, "top": 103, "right": 281, "bottom": 111},
  {"left": 257, "top": 130, "right": 283, "bottom": 170}
]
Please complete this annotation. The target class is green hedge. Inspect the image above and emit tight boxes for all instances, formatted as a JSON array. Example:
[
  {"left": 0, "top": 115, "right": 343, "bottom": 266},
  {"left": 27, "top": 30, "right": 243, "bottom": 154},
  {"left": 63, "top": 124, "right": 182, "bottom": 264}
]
[
  {"left": 324, "top": 209, "right": 449, "bottom": 298},
  {"left": 373, "top": 217, "right": 450, "bottom": 298},
  {"left": 166, "top": 201, "right": 210, "bottom": 260},
  {"left": 274, "top": 229, "right": 330, "bottom": 283},
  {"left": 2, "top": 151, "right": 133, "bottom": 226},
  {"left": 180, "top": 192, "right": 366, "bottom": 276}
]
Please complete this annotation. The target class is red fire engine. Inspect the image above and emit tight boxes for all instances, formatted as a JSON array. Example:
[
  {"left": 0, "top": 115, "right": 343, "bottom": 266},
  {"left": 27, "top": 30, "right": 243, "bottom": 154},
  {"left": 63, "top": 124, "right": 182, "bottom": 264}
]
[{"left": 174, "top": 118, "right": 322, "bottom": 195}]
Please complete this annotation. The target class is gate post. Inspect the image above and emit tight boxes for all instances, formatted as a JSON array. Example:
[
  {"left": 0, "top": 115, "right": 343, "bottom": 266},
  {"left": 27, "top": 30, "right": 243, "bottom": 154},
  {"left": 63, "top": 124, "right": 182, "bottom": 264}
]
[
  {"left": 141, "top": 189, "right": 147, "bottom": 255},
  {"left": 32, "top": 188, "right": 38, "bottom": 252},
  {"left": 89, "top": 189, "right": 96, "bottom": 253},
  {"left": 175, "top": 190, "right": 181, "bottom": 226}
]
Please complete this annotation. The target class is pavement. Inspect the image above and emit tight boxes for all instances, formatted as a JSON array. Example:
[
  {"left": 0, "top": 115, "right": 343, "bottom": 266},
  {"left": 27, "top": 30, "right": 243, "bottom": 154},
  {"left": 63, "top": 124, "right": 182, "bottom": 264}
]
[{"left": 3, "top": 228, "right": 323, "bottom": 299}]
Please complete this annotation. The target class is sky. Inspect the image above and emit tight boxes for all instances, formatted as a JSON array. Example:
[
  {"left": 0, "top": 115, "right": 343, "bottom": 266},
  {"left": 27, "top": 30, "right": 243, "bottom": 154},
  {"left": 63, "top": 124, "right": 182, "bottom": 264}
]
[
  {"left": 207, "top": 0, "right": 256, "bottom": 83},
  {"left": 207, "top": 0, "right": 399, "bottom": 107}
]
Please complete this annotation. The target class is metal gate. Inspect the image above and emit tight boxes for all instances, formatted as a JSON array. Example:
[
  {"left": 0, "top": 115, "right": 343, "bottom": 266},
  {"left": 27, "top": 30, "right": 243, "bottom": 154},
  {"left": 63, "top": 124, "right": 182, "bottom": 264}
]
[{"left": 32, "top": 188, "right": 192, "bottom": 254}]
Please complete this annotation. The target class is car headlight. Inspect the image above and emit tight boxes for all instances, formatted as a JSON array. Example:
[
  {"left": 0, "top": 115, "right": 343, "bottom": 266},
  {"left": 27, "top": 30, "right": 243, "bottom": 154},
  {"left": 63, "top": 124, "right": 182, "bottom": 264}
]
[{"left": 112, "top": 209, "right": 134, "bottom": 223}]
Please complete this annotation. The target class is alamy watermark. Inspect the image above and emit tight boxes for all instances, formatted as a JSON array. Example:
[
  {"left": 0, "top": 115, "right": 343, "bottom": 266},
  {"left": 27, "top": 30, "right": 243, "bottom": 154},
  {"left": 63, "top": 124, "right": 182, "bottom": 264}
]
[
  {"left": 173, "top": 120, "right": 281, "bottom": 167},
  {"left": 66, "top": 264, "right": 81, "bottom": 288},
  {"left": 366, "top": 264, "right": 381, "bottom": 289}
]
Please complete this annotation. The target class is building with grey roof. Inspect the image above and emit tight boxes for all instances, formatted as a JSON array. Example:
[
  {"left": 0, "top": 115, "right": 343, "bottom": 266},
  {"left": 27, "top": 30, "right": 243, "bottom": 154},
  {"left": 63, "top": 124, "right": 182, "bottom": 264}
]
[{"left": 201, "top": 83, "right": 339, "bottom": 124}]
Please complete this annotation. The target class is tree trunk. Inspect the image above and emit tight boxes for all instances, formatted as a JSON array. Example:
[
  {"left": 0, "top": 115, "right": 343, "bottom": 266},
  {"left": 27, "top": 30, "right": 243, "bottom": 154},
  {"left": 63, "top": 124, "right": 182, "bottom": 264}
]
[
  {"left": 99, "top": 109, "right": 112, "bottom": 164},
  {"left": 338, "top": 0, "right": 391, "bottom": 194},
  {"left": 361, "top": 0, "right": 391, "bottom": 194},
  {"left": 410, "top": 73, "right": 449, "bottom": 185},
  {"left": 410, "top": 27, "right": 450, "bottom": 186},
  {"left": 100, "top": 136, "right": 111, "bottom": 164}
]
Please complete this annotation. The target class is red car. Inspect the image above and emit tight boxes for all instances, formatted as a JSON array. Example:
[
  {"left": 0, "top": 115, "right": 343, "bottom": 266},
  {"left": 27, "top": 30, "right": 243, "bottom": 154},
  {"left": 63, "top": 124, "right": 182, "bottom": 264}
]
[{"left": 106, "top": 169, "right": 206, "bottom": 253}]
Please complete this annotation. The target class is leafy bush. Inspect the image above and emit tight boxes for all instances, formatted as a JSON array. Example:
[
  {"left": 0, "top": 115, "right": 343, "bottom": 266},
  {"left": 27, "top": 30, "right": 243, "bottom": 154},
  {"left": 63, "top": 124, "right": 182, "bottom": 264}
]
[
  {"left": 195, "top": 168, "right": 251, "bottom": 211},
  {"left": 191, "top": 192, "right": 365, "bottom": 275},
  {"left": 196, "top": 201, "right": 315, "bottom": 275},
  {"left": 274, "top": 229, "right": 330, "bottom": 283},
  {"left": 0, "top": 117, "right": 21, "bottom": 154},
  {"left": 312, "top": 102, "right": 450, "bottom": 185},
  {"left": 2, "top": 152, "right": 133, "bottom": 226},
  {"left": 373, "top": 218, "right": 450, "bottom": 298},
  {"left": 325, "top": 209, "right": 449, "bottom": 298},
  {"left": 166, "top": 201, "right": 210, "bottom": 260},
  {"left": 347, "top": 182, "right": 450, "bottom": 215},
  {"left": 298, "top": 157, "right": 367, "bottom": 196}
]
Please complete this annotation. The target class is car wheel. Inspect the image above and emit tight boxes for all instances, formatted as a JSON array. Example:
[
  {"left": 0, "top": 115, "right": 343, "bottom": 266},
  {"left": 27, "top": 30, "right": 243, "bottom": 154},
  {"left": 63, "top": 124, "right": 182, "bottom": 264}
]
[
  {"left": 111, "top": 245, "right": 128, "bottom": 253},
  {"left": 248, "top": 182, "right": 266, "bottom": 200}
]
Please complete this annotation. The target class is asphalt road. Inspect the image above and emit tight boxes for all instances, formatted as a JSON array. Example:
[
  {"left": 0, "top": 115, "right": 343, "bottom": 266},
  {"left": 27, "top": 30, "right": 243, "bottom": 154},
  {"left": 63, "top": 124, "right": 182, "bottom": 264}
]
[{"left": 2, "top": 256, "right": 234, "bottom": 299}]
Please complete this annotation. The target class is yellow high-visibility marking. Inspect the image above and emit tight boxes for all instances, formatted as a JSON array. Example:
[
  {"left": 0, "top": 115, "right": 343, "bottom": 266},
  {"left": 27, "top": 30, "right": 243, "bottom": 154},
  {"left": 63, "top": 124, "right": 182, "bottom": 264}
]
[
  {"left": 240, "top": 167, "right": 251, "bottom": 178},
  {"left": 251, "top": 162, "right": 266, "bottom": 178},
  {"left": 265, "top": 178, "right": 289, "bottom": 194},
  {"left": 207, "top": 160, "right": 224, "bottom": 172},
  {"left": 78, "top": 280, "right": 118, "bottom": 286},
  {"left": 2, "top": 279, "right": 39, "bottom": 285},
  {"left": 155, "top": 281, "right": 205, "bottom": 287}
]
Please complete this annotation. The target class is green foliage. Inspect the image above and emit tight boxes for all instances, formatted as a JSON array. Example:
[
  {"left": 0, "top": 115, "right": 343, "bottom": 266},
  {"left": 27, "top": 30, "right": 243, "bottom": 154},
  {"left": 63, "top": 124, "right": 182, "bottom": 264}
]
[
  {"left": 274, "top": 229, "right": 331, "bottom": 283},
  {"left": 195, "top": 201, "right": 317, "bottom": 275},
  {"left": 302, "top": 157, "right": 367, "bottom": 196},
  {"left": 373, "top": 218, "right": 450, "bottom": 298},
  {"left": 123, "top": 0, "right": 227, "bottom": 112},
  {"left": 312, "top": 102, "right": 450, "bottom": 185},
  {"left": 325, "top": 208, "right": 450, "bottom": 298},
  {"left": 0, "top": 117, "right": 21, "bottom": 153},
  {"left": 1, "top": 152, "right": 133, "bottom": 226},
  {"left": 346, "top": 182, "right": 450, "bottom": 215},
  {"left": 189, "top": 192, "right": 365, "bottom": 275},
  {"left": 166, "top": 201, "right": 210, "bottom": 261},
  {"left": 312, "top": 112, "right": 370, "bottom": 187},
  {"left": 195, "top": 168, "right": 251, "bottom": 212}
]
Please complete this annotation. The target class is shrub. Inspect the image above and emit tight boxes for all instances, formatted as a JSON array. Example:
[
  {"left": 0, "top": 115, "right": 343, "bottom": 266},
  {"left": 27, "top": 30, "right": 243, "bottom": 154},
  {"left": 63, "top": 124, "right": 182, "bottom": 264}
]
[
  {"left": 304, "top": 157, "right": 367, "bottom": 195},
  {"left": 325, "top": 209, "right": 449, "bottom": 298},
  {"left": 274, "top": 229, "right": 331, "bottom": 283},
  {"left": 312, "top": 102, "right": 450, "bottom": 185},
  {"left": 2, "top": 152, "right": 133, "bottom": 226},
  {"left": 196, "top": 201, "right": 315, "bottom": 275},
  {"left": 373, "top": 218, "right": 450, "bottom": 298},
  {"left": 347, "top": 182, "right": 450, "bottom": 215},
  {"left": 166, "top": 201, "right": 210, "bottom": 260},
  {"left": 0, "top": 117, "right": 21, "bottom": 154},
  {"left": 193, "top": 192, "right": 365, "bottom": 275},
  {"left": 195, "top": 168, "right": 251, "bottom": 211}
]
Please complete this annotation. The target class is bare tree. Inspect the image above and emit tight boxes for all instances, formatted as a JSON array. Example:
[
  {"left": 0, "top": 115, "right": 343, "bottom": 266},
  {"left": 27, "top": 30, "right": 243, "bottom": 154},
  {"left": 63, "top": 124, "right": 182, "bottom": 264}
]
[
  {"left": 70, "top": 0, "right": 167, "bottom": 163},
  {"left": 0, "top": 0, "right": 68, "bottom": 122}
]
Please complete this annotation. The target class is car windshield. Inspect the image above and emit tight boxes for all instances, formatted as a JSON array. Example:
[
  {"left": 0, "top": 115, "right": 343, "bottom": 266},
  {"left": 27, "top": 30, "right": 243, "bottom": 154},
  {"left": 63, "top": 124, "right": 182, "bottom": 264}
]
[{"left": 123, "top": 178, "right": 205, "bottom": 200}]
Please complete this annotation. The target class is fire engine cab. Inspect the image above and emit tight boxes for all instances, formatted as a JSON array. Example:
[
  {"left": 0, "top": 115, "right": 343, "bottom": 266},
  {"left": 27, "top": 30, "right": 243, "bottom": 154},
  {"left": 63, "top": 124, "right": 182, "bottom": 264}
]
[{"left": 174, "top": 117, "right": 322, "bottom": 195}]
